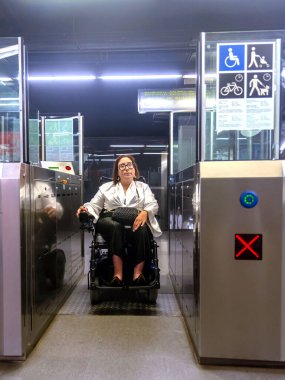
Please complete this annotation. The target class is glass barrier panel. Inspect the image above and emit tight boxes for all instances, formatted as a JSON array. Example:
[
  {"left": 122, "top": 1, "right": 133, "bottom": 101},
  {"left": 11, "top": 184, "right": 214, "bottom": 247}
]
[
  {"left": 171, "top": 111, "right": 197, "bottom": 174},
  {"left": 29, "top": 106, "right": 40, "bottom": 165},
  {"left": 42, "top": 115, "right": 82, "bottom": 175},
  {"left": 0, "top": 38, "right": 21, "bottom": 162}
]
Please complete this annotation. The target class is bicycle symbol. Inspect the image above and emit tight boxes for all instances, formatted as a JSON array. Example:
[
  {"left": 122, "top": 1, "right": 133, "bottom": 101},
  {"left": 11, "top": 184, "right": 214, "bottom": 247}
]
[{"left": 220, "top": 82, "right": 243, "bottom": 96}]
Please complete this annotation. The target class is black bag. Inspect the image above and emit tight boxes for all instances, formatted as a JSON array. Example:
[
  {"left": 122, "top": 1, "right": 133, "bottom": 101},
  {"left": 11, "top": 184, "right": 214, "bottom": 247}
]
[{"left": 112, "top": 207, "right": 139, "bottom": 226}]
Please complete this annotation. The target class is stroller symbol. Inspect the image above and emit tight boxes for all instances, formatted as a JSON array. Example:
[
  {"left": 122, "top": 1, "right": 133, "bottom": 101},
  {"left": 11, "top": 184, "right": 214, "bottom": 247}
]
[{"left": 248, "top": 47, "right": 270, "bottom": 69}]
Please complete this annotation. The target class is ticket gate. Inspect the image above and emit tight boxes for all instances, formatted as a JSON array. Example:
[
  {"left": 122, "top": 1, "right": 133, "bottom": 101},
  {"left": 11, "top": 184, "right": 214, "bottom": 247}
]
[
  {"left": 180, "top": 160, "right": 285, "bottom": 366},
  {"left": 170, "top": 160, "right": 285, "bottom": 366},
  {"left": 168, "top": 29, "right": 285, "bottom": 366},
  {"left": 0, "top": 163, "right": 83, "bottom": 360}
]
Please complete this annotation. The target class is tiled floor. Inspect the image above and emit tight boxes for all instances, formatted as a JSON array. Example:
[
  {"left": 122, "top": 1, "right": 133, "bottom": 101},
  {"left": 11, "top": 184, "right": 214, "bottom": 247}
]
[
  {"left": 59, "top": 275, "right": 180, "bottom": 316},
  {"left": 1, "top": 234, "right": 285, "bottom": 379}
]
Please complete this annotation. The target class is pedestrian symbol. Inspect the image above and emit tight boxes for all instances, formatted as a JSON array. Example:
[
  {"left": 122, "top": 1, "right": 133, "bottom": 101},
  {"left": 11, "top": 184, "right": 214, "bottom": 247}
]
[{"left": 247, "top": 72, "right": 272, "bottom": 98}]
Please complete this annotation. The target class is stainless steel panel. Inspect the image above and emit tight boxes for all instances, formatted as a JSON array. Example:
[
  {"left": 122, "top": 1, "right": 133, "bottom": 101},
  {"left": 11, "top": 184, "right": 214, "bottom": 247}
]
[
  {"left": 0, "top": 163, "right": 83, "bottom": 360},
  {"left": 182, "top": 179, "right": 195, "bottom": 341},
  {"left": 169, "top": 160, "right": 285, "bottom": 365},
  {"left": 169, "top": 184, "right": 176, "bottom": 277},
  {"left": 0, "top": 163, "right": 25, "bottom": 358},
  {"left": 198, "top": 160, "right": 285, "bottom": 363},
  {"left": 29, "top": 166, "right": 83, "bottom": 346}
]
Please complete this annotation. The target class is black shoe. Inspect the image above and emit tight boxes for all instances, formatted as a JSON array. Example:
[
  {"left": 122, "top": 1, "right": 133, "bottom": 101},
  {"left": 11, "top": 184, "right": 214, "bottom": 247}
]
[
  {"left": 133, "top": 274, "right": 146, "bottom": 286},
  {"left": 110, "top": 276, "right": 123, "bottom": 287}
]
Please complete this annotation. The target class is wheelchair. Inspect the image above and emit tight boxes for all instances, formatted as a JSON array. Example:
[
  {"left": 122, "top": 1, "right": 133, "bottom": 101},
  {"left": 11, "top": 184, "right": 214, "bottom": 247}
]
[{"left": 79, "top": 187, "right": 160, "bottom": 305}]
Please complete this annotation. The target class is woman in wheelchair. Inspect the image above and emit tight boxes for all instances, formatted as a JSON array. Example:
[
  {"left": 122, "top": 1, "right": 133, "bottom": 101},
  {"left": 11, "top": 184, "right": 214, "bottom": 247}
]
[{"left": 76, "top": 155, "right": 162, "bottom": 287}]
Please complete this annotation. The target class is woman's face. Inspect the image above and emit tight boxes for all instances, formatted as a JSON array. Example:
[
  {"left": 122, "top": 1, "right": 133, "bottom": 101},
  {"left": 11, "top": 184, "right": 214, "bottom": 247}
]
[{"left": 117, "top": 157, "right": 136, "bottom": 183}]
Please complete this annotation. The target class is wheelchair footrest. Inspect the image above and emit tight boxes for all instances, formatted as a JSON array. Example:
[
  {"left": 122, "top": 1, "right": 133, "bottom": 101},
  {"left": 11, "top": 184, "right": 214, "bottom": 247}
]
[{"left": 90, "top": 281, "right": 160, "bottom": 290}]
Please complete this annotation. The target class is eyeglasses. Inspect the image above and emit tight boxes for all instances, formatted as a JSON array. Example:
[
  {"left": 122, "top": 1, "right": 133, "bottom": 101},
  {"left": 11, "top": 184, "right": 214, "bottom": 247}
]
[{"left": 118, "top": 162, "right": 134, "bottom": 170}]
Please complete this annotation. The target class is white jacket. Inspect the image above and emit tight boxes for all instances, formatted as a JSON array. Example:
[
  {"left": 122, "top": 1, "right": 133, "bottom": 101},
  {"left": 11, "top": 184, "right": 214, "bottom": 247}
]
[{"left": 84, "top": 180, "right": 162, "bottom": 237}]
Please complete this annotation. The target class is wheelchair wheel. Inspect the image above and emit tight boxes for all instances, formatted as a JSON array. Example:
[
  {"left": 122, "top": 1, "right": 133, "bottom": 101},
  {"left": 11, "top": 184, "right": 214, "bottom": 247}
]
[
  {"left": 146, "top": 289, "right": 158, "bottom": 304},
  {"left": 90, "top": 278, "right": 101, "bottom": 305},
  {"left": 90, "top": 288, "right": 101, "bottom": 305}
]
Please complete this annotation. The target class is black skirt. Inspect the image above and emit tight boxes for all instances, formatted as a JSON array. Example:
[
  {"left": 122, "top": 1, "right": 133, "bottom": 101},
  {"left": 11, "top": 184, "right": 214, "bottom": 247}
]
[{"left": 96, "top": 213, "right": 151, "bottom": 265}]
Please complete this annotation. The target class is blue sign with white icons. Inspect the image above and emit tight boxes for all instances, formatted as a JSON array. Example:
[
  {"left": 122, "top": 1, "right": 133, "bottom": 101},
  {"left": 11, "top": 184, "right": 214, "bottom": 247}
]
[
  {"left": 219, "top": 44, "right": 245, "bottom": 71},
  {"left": 217, "top": 41, "right": 275, "bottom": 133},
  {"left": 240, "top": 191, "right": 259, "bottom": 208}
]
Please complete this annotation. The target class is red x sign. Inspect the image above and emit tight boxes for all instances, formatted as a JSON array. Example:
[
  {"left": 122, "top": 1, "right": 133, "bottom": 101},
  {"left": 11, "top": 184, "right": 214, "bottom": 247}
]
[{"left": 235, "top": 234, "right": 262, "bottom": 260}]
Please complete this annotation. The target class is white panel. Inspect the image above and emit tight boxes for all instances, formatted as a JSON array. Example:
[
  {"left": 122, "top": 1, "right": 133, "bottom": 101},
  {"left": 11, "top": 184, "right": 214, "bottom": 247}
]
[{"left": 0, "top": 173, "right": 22, "bottom": 356}]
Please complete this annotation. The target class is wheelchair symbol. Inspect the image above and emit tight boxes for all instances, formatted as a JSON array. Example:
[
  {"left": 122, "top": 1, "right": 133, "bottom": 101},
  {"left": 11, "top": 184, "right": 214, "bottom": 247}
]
[{"left": 225, "top": 48, "right": 240, "bottom": 68}]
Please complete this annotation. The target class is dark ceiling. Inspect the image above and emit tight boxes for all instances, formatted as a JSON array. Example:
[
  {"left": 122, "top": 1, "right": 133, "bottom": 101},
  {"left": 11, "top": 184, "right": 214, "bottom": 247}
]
[{"left": 1, "top": 0, "right": 285, "bottom": 138}]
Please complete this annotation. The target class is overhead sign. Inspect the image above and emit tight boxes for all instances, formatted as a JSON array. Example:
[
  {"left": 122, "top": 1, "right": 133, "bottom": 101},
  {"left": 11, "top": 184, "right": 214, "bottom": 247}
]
[
  {"left": 138, "top": 88, "right": 196, "bottom": 113},
  {"left": 216, "top": 41, "right": 277, "bottom": 133}
]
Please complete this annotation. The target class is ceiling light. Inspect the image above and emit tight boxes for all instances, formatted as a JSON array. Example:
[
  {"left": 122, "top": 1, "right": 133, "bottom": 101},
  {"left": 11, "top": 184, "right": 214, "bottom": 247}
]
[
  {"left": 0, "top": 77, "right": 12, "bottom": 82},
  {"left": 99, "top": 74, "right": 182, "bottom": 80},
  {"left": 28, "top": 75, "right": 96, "bottom": 81},
  {"left": 0, "top": 97, "right": 18, "bottom": 100},
  {"left": 92, "top": 154, "right": 115, "bottom": 157},
  {"left": 110, "top": 145, "right": 144, "bottom": 148},
  {"left": 0, "top": 45, "right": 18, "bottom": 60},
  {"left": 145, "top": 145, "right": 168, "bottom": 148},
  {"left": 182, "top": 74, "right": 196, "bottom": 79},
  {"left": 183, "top": 73, "right": 216, "bottom": 79},
  {"left": 143, "top": 152, "right": 168, "bottom": 155},
  {"left": 115, "top": 152, "right": 141, "bottom": 156}
]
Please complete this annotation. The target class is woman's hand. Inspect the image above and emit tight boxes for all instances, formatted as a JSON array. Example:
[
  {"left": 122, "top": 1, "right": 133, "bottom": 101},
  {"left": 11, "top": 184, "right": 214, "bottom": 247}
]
[
  {"left": 133, "top": 210, "right": 148, "bottom": 231},
  {"left": 76, "top": 206, "right": 88, "bottom": 218}
]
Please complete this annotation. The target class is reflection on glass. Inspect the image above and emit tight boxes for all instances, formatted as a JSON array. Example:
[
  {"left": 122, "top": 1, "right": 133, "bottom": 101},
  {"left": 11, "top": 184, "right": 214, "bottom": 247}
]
[
  {"left": 172, "top": 112, "right": 196, "bottom": 174},
  {"left": 34, "top": 180, "right": 66, "bottom": 305},
  {"left": 0, "top": 38, "right": 20, "bottom": 163}
]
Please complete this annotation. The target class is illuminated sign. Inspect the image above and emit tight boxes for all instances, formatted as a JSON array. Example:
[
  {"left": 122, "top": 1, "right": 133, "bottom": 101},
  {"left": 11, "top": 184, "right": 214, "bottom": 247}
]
[
  {"left": 235, "top": 234, "right": 262, "bottom": 260},
  {"left": 45, "top": 118, "right": 74, "bottom": 162},
  {"left": 138, "top": 88, "right": 196, "bottom": 113}
]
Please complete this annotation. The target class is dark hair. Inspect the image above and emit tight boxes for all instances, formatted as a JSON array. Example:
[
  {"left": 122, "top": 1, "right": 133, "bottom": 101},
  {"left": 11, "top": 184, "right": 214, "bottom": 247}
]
[{"left": 113, "top": 155, "right": 140, "bottom": 183}]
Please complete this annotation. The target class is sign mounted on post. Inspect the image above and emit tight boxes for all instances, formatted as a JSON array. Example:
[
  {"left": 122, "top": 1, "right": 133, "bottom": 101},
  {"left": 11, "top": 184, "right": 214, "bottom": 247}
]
[
  {"left": 138, "top": 88, "right": 196, "bottom": 113},
  {"left": 216, "top": 41, "right": 277, "bottom": 133}
]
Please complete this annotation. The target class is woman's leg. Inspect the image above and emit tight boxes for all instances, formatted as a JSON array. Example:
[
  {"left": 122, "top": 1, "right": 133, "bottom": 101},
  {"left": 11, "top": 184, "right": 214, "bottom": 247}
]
[
  {"left": 133, "top": 260, "right": 145, "bottom": 281},
  {"left": 96, "top": 216, "right": 124, "bottom": 280},
  {"left": 112, "top": 254, "right": 123, "bottom": 280},
  {"left": 128, "top": 225, "right": 151, "bottom": 280}
]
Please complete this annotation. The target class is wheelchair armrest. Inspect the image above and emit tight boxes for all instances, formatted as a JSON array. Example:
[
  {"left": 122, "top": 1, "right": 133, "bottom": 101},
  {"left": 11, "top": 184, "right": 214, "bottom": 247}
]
[{"left": 79, "top": 212, "right": 95, "bottom": 232}]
